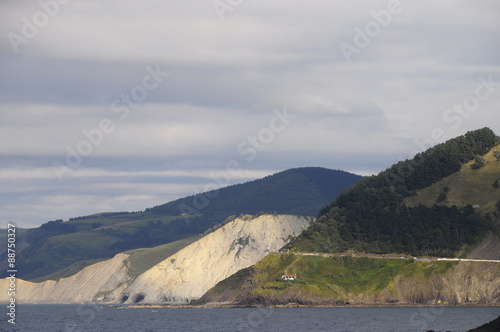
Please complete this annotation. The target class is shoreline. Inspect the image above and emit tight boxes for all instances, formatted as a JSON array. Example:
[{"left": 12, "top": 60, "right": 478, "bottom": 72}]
[
  {"left": 111, "top": 303, "right": 500, "bottom": 309},
  {"left": 6, "top": 301, "right": 499, "bottom": 308}
]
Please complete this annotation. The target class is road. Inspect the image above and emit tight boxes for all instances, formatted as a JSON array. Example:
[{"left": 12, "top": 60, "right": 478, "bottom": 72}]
[{"left": 283, "top": 251, "right": 500, "bottom": 263}]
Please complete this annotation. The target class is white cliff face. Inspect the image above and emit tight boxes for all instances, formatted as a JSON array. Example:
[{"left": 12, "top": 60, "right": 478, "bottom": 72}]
[
  {"left": 0, "top": 214, "right": 313, "bottom": 304},
  {"left": 119, "top": 214, "right": 314, "bottom": 303},
  {"left": 0, "top": 253, "right": 130, "bottom": 304}
]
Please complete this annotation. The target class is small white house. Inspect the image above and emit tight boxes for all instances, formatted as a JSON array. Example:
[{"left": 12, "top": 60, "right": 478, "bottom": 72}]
[{"left": 281, "top": 273, "right": 297, "bottom": 280}]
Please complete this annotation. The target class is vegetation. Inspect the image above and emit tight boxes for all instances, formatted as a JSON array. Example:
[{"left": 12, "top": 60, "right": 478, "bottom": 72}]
[
  {"left": 494, "top": 150, "right": 500, "bottom": 162},
  {"left": 123, "top": 235, "right": 202, "bottom": 280},
  {"left": 290, "top": 128, "right": 499, "bottom": 257},
  {"left": 30, "top": 258, "right": 107, "bottom": 283},
  {"left": 405, "top": 147, "right": 500, "bottom": 214},
  {"left": 147, "top": 167, "right": 362, "bottom": 218},
  {"left": 2, "top": 167, "right": 361, "bottom": 280},
  {"left": 471, "top": 155, "right": 486, "bottom": 170},
  {"left": 204, "top": 253, "right": 458, "bottom": 302}
]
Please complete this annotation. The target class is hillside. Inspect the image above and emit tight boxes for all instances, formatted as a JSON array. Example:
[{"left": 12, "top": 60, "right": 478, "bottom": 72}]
[
  {"left": 0, "top": 214, "right": 313, "bottom": 304},
  {"left": 197, "top": 128, "right": 500, "bottom": 306},
  {"left": 289, "top": 128, "right": 500, "bottom": 256},
  {"left": 117, "top": 214, "right": 313, "bottom": 303},
  {"left": 197, "top": 253, "right": 500, "bottom": 306},
  {"left": 404, "top": 147, "right": 500, "bottom": 214},
  {"left": 147, "top": 167, "right": 362, "bottom": 217},
  {"left": 0, "top": 167, "right": 361, "bottom": 280}
]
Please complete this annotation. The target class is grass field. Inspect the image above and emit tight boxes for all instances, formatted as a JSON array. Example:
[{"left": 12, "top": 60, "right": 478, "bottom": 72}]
[
  {"left": 404, "top": 148, "right": 500, "bottom": 214},
  {"left": 124, "top": 235, "right": 202, "bottom": 279},
  {"left": 32, "top": 234, "right": 202, "bottom": 282},
  {"left": 239, "top": 253, "right": 457, "bottom": 300}
]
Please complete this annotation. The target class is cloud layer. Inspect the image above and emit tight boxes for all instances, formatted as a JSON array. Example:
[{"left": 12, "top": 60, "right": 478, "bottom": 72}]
[{"left": 1, "top": 0, "right": 499, "bottom": 227}]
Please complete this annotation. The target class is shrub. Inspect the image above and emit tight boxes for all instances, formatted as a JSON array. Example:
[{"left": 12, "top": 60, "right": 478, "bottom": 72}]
[{"left": 471, "top": 155, "right": 486, "bottom": 169}]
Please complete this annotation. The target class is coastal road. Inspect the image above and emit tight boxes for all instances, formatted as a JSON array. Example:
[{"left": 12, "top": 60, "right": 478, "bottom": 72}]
[{"left": 283, "top": 251, "right": 500, "bottom": 263}]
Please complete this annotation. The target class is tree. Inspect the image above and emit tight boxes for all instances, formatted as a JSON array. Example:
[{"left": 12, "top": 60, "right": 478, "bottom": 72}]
[{"left": 493, "top": 150, "right": 500, "bottom": 162}]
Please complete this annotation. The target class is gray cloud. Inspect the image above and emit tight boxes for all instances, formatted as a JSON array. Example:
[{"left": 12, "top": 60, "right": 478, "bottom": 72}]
[{"left": 1, "top": 0, "right": 499, "bottom": 227}]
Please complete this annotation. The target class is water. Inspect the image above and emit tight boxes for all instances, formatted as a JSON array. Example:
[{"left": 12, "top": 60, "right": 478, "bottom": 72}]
[{"left": 2, "top": 305, "right": 498, "bottom": 332}]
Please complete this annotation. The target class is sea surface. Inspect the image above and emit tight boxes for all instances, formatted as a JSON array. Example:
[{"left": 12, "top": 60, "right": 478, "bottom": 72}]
[{"left": 2, "top": 305, "right": 498, "bottom": 332}]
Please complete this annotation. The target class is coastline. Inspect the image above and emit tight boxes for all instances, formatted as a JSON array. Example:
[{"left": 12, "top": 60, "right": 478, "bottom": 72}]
[{"left": 112, "top": 302, "right": 500, "bottom": 309}]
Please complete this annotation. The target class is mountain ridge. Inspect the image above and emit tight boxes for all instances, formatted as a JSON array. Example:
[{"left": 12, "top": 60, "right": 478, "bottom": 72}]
[{"left": 0, "top": 167, "right": 361, "bottom": 280}]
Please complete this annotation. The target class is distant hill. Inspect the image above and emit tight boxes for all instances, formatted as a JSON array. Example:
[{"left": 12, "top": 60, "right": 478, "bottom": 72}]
[
  {"left": 0, "top": 167, "right": 361, "bottom": 280},
  {"left": 147, "top": 167, "right": 363, "bottom": 218}
]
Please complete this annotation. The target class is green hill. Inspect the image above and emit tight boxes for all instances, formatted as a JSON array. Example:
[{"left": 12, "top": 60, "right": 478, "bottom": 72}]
[
  {"left": 147, "top": 167, "right": 362, "bottom": 217},
  {"left": 1, "top": 167, "right": 361, "bottom": 281},
  {"left": 289, "top": 128, "right": 500, "bottom": 257},
  {"left": 197, "top": 251, "right": 500, "bottom": 306},
  {"left": 196, "top": 128, "right": 500, "bottom": 307},
  {"left": 404, "top": 147, "right": 500, "bottom": 214}
]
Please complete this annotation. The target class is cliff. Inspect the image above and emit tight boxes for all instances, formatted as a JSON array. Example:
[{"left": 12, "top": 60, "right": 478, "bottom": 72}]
[
  {"left": 0, "top": 214, "right": 313, "bottom": 304},
  {"left": 117, "top": 214, "right": 313, "bottom": 303},
  {"left": 0, "top": 253, "right": 130, "bottom": 303},
  {"left": 197, "top": 254, "right": 500, "bottom": 306}
]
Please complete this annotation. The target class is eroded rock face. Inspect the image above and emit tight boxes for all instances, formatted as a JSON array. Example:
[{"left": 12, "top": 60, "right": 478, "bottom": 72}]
[
  {"left": 390, "top": 261, "right": 500, "bottom": 305},
  {"left": 0, "top": 253, "right": 130, "bottom": 303},
  {"left": 0, "top": 214, "right": 313, "bottom": 304},
  {"left": 119, "top": 215, "right": 314, "bottom": 303}
]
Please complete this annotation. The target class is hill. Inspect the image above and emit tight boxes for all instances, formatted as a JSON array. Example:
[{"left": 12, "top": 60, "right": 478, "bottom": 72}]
[
  {"left": 289, "top": 128, "right": 500, "bottom": 256},
  {"left": 0, "top": 167, "right": 361, "bottom": 280},
  {"left": 0, "top": 214, "right": 313, "bottom": 304},
  {"left": 146, "top": 167, "right": 362, "bottom": 217},
  {"left": 404, "top": 147, "right": 500, "bottom": 214},
  {"left": 196, "top": 128, "right": 500, "bottom": 306},
  {"left": 197, "top": 252, "right": 500, "bottom": 306}
]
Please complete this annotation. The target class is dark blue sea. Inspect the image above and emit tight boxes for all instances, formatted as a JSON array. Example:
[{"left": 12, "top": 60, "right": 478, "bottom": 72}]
[{"left": 1, "top": 305, "right": 498, "bottom": 332}]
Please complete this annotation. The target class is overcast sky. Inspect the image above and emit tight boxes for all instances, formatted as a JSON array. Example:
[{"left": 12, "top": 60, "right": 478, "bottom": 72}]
[{"left": 1, "top": 0, "right": 499, "bottom": 228}]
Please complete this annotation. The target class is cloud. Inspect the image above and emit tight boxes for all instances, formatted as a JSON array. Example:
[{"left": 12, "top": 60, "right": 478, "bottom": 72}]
[
  {"left": 0, "top": 166, "right": 272, "bottom": 182},
  {"left": 0, "top": 0, "right": 499, "bottom": 227}
]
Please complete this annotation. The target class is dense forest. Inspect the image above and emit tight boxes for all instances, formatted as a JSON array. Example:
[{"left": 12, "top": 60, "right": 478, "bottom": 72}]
[
  {"left": 147, "top": 167, "right": 362, "bottom": 219},
  {"left": 291, "top": 128, "right": 500, "bottom": 256}
]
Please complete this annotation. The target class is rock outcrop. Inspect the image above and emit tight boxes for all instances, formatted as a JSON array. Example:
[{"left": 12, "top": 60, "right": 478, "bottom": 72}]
[
  {"left": 118, "top": 214, "right": 313, "bottom": 303},
  {"left": 467, "top": 315, "right": 500, "bottom": 332},
  {"left": 0, "top": 214, "right": 313, "bottom": 304},
  {"left": 197, "top": 258, "right": 500, "bottom": 306}
]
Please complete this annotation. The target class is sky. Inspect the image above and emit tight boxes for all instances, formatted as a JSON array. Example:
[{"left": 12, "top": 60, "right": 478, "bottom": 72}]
[{"left": 1, "top": 0, "right": 499, "bottom": 228}]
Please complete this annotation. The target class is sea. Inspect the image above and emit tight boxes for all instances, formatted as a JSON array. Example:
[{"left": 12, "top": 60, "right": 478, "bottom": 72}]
[{"left": 1, "top": 305, "right": 498, "bottom": 332}]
